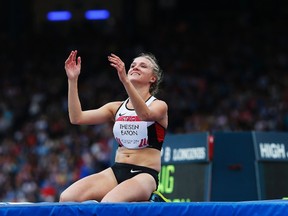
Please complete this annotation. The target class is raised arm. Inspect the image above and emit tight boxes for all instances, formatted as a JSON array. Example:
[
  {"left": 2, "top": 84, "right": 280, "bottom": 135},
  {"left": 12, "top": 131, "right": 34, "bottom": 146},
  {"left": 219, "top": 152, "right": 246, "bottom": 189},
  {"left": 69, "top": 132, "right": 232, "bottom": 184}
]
[{"left": 64, "top": 50, "right": 119, "bottom": 125}]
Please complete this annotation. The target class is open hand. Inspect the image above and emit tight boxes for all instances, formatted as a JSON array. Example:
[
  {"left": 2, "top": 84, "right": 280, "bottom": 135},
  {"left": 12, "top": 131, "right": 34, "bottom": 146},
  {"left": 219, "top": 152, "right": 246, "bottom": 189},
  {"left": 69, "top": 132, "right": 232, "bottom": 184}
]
[
  {"left": 108, "top": 53, "right": 128, "bottom": 83},
  {"left": 65, "top": 50, "right": 81, "bottom": 80}
]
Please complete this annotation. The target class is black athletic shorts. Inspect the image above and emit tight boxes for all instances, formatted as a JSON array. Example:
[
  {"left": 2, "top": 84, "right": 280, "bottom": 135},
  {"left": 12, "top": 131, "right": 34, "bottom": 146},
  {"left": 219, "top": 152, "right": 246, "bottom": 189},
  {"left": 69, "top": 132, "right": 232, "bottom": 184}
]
[{"left": 111, "top": 163, "right": 159, "bottom": 188}]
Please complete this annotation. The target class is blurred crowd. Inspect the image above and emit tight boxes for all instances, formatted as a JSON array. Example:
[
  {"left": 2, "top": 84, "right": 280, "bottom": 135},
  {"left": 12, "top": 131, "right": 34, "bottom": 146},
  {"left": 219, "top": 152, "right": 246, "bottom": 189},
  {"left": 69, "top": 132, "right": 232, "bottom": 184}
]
[{"left": 1, "top": 1, "right": 288, "bottom": 202}]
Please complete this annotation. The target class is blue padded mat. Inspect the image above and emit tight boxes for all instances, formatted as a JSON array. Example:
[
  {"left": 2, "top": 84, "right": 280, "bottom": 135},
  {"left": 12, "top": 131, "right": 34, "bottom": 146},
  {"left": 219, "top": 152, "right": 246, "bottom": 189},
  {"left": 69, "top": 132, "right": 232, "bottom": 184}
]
[{"left": 1, "top": 200, "right": 288, "bottom": 216}]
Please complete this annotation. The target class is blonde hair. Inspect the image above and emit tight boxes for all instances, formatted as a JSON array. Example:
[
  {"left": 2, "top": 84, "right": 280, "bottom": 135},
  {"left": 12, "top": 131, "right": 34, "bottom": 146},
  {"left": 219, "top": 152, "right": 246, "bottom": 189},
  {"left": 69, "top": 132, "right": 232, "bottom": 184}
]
[{"left": 137, "top": 53, "right": 163, "bottom": 95}]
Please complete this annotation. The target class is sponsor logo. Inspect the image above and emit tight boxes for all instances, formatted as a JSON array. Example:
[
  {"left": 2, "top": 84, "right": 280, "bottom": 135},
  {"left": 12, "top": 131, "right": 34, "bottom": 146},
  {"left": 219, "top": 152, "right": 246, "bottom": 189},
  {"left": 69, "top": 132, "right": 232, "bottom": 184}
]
[
  {"left": 130, "top": 169, "right": 142, "bottom": 173},
  {"left": 119, "top": 113, "right": 126, "bottom": 116},
  {"left": 172, "top": 147, "right": 206, "bottom": 161}
]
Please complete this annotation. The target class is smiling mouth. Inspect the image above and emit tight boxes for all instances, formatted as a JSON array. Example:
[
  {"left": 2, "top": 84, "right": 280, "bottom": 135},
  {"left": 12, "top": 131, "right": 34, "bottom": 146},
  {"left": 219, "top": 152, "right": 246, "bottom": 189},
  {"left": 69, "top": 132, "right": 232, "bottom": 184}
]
[{"left": 130, "top": 72, "right": 140, "bottom": 76}]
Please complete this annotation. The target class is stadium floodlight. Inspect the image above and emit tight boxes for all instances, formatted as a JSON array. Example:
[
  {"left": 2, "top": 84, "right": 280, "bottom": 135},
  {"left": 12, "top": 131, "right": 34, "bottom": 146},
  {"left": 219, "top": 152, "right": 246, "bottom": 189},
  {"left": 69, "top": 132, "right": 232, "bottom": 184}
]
[
  {"left": 47, "top": 11, "right": 72, "bottom": 21},
  {"left": 85, "top": 10, "right": 110, "bottom": 20}
]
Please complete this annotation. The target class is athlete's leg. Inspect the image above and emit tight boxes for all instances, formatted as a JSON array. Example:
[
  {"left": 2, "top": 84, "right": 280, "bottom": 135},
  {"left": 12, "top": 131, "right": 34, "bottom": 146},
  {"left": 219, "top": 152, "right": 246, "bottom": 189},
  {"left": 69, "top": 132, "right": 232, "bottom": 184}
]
[
  {"left": 59, "top": 168, "right": 117, "bottom": 202},
  {"left": 101, "top": 173, "right": 157, "bottom": 202}
]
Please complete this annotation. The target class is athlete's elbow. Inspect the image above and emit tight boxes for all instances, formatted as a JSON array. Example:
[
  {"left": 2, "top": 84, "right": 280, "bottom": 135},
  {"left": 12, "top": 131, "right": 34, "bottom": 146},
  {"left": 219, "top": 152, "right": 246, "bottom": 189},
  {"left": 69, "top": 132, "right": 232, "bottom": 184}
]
[
  {"left": 69, "top": 115, "right": 82, "bottom": 124},
  {"left": 70, "top": 119, "right": 79, "bottom": 124}
]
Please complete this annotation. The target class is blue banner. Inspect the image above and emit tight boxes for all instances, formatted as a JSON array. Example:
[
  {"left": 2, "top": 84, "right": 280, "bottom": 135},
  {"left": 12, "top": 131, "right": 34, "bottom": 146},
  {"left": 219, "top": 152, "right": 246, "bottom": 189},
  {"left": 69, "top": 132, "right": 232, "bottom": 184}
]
[
  {"left": 161, "top": 132, "right": 209, "bottom": 164},
  {"left": 253, "top": 131, "right": 288, "bottom": 161}
]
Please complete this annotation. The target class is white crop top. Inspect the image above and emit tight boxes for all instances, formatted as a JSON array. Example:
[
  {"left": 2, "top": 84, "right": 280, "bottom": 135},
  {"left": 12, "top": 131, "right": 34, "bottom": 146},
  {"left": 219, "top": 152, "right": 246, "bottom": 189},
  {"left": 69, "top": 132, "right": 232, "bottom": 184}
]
[{"left": 113, "top": 96, "right": 165, "bottom": 150}]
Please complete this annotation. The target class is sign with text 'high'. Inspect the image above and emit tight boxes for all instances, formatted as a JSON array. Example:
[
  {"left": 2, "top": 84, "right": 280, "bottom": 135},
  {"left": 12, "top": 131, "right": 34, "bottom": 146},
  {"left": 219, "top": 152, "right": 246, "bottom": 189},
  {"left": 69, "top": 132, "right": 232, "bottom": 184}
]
[
  {"left": 253, "top": 131, "right": 288, "bottom": 199},
  {"left": 253, "top": 131, "right": 288, "bottom": 161}
]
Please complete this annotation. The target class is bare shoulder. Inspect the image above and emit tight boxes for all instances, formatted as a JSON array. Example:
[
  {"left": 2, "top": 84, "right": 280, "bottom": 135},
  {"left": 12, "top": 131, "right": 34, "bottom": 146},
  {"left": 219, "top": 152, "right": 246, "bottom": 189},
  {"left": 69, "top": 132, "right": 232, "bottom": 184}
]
[
  {"left": 151, "top": 99, "right": 168, "bottom": 128},
  {"left": 152, "top": 99, "right": 168, "bottom": 110},
  {"left": 104, "top": 101, "right": 124, "bottom": 114}
]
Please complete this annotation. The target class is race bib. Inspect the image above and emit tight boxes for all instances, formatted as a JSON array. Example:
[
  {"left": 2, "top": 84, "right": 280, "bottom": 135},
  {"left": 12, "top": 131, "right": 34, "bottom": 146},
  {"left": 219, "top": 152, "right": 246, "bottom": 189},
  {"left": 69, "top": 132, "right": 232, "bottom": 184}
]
[{"left": 113, "top": 121, "right": 149, "bottom": 149}]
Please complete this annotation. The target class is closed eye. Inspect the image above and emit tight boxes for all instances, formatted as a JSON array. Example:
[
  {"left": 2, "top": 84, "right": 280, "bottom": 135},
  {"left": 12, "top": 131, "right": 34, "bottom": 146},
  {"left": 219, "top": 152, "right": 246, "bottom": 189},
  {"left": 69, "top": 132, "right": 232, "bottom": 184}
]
[{"left": 130, "top": 63, "right": 149, "bottom": 69}]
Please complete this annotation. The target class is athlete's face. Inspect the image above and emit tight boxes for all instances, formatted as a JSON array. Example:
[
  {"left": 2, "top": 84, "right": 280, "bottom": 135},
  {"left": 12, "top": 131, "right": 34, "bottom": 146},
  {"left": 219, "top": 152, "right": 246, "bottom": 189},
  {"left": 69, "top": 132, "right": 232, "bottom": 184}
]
[{"left": 128, "top": 57, "right": 156, "bottom": 84}]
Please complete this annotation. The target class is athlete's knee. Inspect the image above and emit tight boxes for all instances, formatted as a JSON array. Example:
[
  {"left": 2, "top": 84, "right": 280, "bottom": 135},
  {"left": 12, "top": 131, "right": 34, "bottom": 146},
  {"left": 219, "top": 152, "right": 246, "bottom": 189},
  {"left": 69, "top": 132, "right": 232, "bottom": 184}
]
[
  {"left": 59, "top": 191, "right": 67, "bottom": 202},
  {"left": 59, "top": 190, "right": 76, "bottom": 202}
]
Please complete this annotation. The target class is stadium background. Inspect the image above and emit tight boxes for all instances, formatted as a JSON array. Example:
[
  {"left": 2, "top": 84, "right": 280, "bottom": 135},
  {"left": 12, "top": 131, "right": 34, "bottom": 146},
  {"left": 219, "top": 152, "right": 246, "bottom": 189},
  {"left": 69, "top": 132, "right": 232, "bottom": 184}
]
[{"left": 1, "top": 0, "right": 288, "bottom": 202}]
